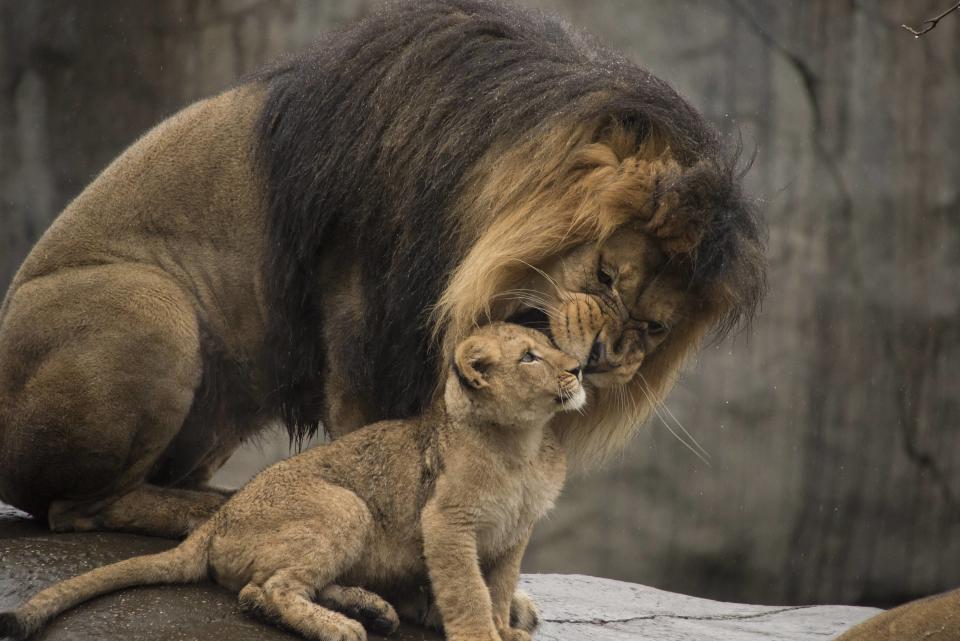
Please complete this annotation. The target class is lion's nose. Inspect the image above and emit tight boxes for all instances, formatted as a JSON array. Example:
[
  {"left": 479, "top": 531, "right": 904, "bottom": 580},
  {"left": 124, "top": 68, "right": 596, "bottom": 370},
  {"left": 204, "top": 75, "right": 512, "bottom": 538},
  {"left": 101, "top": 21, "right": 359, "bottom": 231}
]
[
  {"left": 585, "top": 337, "right": 625, "bottom": 374},
  {"left": 567, "top": 365, "right": 582, "bottom": 381},
  {"left": 585, "top": 339, "right": 616, "bottom": 373},
  {"left": 587, "top": 339, "right": 605, "bottom": 367}
]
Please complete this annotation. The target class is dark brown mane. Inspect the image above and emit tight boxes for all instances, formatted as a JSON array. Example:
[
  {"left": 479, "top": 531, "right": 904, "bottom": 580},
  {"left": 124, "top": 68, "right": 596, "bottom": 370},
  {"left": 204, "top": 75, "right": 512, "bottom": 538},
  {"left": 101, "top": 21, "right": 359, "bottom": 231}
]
[{"left": 250, "top": 0, "right": 763, "bottom": 443}]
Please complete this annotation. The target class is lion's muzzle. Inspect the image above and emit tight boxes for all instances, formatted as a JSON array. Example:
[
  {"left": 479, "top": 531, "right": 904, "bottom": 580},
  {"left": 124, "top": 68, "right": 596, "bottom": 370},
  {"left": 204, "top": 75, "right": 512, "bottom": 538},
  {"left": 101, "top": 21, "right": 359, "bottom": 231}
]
[{"left": 548, "top": 294, "right": 646, "bottom": 387}]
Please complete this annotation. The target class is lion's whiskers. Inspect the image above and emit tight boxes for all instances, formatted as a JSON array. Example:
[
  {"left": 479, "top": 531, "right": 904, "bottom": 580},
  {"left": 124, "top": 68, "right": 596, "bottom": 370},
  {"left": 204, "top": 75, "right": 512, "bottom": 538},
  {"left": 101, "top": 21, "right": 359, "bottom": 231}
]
[
  {"left": 502, "top": 290, "right": 563, "bottom": 314},
  {"left": 621, "top": 384, "right": 639, "bottom": 416},
  {"left": 634, "top": 373, "right": 711, "bottom": 466},
  {"left": 493, "top": 290, "right": 564, "bottom": 317},
  {"left": 615, "top": 385, "right": 629, "bottom": 424},
  {"left": 642, "top": 373, "right": 711, "bottom": 463},
  {"left": 510, "top": 258, "right": 567, "bottom": 301},
  {"left": 498, "top": 296, "right": 560, "bottom": 316}
]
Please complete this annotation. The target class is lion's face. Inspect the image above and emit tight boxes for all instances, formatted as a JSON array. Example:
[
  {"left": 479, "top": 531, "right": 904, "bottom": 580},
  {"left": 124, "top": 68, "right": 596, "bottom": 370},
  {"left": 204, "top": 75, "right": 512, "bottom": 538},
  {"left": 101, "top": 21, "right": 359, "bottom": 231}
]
[{"left": 510, "top": 227, "right": 686, "bottom": 388}]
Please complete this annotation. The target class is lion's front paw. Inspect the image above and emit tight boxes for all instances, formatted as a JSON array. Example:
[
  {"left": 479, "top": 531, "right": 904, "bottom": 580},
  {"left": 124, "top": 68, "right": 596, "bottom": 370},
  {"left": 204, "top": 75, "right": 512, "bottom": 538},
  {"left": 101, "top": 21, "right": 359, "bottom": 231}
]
[
  {"left": 48, "top": 501, "right": 100, "bottom": 533},
  {"left": 49, "top": 516, "right": 99, "bottom": 533},
  {"left": 509, "top": 590, "right": 540, "bottom": 633}
]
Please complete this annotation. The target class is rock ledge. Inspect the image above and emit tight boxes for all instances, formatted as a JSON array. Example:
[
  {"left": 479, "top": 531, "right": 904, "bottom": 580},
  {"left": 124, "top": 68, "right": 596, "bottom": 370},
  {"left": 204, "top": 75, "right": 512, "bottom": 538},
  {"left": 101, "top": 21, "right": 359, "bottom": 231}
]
[{"left": 0, "top": 504, "right": 878, "bottom": 640}]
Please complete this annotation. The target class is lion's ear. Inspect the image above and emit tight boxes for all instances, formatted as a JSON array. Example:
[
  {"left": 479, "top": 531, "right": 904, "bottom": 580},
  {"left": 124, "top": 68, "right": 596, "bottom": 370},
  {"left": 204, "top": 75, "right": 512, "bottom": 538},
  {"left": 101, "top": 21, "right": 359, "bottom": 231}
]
[{"left": 453, "top": 336, "right": 500, "bottom": 390}]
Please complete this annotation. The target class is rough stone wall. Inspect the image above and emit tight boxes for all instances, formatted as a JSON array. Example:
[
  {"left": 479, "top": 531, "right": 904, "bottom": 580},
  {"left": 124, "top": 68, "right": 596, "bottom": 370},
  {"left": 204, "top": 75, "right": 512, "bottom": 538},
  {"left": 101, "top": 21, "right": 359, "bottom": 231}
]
[
  {"left": 519, "top": 0, "right": 960, "bottom": 608},
  {"left": 2, "top": 0, "right": 958, "bottom": 608},
  {"left": 0, "top": 0, "right": 370, "bottom": 288}
]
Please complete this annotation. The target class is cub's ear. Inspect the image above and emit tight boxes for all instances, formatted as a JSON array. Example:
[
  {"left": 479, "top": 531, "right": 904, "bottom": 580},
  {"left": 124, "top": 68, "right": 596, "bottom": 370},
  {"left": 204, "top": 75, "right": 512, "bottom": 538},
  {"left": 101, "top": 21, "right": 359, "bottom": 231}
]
[{"left": 453, "top": 336, "right": 500, "bottom": 390}]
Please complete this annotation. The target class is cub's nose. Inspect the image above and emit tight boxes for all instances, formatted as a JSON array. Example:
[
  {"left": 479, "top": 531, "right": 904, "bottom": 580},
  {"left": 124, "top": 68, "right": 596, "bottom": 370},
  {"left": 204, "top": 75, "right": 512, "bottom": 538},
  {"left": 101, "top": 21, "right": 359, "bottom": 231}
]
[{"left": 567, "top": 365, "right": 583, "bottom": 381}]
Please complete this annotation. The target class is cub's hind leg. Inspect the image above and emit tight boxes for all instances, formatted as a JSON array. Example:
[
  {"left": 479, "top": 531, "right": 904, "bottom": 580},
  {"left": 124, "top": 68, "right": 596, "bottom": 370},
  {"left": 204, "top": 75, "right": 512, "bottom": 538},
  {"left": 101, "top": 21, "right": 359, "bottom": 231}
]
[
  {"left": 249, "top": 571, "right": 367, "bottom": 641},
  {"left": 219, "top": 486, "right": 376, "bottom": 639},
  {"left": 235, "top": 532, "right": 372, "bottom": 640},
  {"left": 318, "top": 585, "right": 399, "bottom": 636}
]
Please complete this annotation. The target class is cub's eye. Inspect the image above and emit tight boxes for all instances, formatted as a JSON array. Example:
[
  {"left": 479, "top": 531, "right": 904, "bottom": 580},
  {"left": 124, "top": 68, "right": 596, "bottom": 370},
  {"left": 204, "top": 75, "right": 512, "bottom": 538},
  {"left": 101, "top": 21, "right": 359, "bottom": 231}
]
[
  {"left": 520, "top": 351, "right": 538, "bottom": 363},
  {"left": 647, "top": 321, "right": 669, "bottom": 336},
  {"left": 597, "top": 264, "right": 615, "bottom": 289}
]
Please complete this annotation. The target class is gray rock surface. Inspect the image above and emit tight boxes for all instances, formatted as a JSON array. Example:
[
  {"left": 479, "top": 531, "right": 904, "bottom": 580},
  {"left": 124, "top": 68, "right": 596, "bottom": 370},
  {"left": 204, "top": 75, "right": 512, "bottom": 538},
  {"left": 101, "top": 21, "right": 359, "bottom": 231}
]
[
  {"left": 0, "top": 504, "right": 878, "bottom": 640},
  {"left": 524, "top": 574, "right": 878, "bottom": 641}
]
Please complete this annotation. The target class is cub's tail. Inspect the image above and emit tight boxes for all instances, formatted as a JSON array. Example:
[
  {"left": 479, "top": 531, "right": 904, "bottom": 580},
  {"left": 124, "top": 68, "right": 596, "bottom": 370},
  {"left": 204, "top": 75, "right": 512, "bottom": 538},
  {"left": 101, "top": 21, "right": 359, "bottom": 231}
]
[{"left": 0, "top": 521, "right": 213, "bottom": 640}]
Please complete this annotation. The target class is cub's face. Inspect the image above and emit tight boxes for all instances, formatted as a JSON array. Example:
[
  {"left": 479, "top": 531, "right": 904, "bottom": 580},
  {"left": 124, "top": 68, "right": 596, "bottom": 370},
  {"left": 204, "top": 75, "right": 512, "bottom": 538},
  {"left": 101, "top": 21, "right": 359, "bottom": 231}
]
[
  {"left": 451, "top": 323, "right": 585, "bottom": 426},
  {"left": 509, "top": 227, "right": 687, "bottom": 388}
]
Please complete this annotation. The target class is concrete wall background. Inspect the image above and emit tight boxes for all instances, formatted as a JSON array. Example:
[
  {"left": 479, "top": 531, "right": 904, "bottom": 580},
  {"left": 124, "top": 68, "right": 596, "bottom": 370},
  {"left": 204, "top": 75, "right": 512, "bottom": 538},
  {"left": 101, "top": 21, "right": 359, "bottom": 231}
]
[{"left": 2, "top": 0, "right": 958, "bottom": 608}]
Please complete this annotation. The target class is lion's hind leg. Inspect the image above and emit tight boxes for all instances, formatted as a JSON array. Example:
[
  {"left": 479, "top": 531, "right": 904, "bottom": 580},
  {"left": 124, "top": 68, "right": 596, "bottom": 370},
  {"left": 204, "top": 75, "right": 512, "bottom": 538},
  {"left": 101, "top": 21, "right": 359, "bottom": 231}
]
[{"left": 0, "top": 263, "right": 225, "bottom": 538}]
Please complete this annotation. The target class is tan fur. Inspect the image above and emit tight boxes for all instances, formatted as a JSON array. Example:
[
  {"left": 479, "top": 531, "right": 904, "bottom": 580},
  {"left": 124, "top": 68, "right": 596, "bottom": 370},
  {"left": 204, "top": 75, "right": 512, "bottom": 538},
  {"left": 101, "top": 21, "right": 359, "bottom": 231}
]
[
  {"left": 435, "top": 118, "right": 720, "bottom": 465},
  {"left": 0, "top": 85, "right": 270, "bottom": 533},
  {"left": 320, "top": 257, "right": 372, "bottom": 437},
  {"left": 0, "top": 324, "right": 582, "bottom": 641},
  {"left": 833, "top": 588, "right": 960, "bottom": 641},
  {"left": 0, "top": 86, "right": 739, "bottom": 538}
]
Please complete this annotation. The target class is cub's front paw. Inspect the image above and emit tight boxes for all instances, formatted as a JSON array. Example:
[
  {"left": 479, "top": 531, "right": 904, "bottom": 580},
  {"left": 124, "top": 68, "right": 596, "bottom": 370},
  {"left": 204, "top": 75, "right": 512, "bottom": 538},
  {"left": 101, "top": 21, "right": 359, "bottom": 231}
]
[
  {"left": 509, "top": 590, "right": 540, "bottom": 633},
  {"left": 320, "top": 616, "right": 367, "bottom": 641},
  {"left": 498, "top": 627, "right": 532, "bottom": 641},
  {"left": 447, "top": 626, "right": 500, "bottom": 641},
  {"left": 338, "top": 617, "right": 368, "bottom": 641}
]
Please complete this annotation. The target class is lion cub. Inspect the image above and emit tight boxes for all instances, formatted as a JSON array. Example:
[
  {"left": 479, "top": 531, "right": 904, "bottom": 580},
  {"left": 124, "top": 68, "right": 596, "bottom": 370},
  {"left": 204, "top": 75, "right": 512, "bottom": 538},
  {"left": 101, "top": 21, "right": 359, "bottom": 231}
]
[{"left": 1, "top": 323, "right": 584, "bottom": 641}]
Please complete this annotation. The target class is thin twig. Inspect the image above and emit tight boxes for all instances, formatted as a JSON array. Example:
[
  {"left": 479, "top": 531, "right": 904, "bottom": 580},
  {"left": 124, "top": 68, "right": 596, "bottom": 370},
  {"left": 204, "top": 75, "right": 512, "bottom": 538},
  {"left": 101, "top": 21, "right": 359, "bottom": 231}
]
[{"left": 901, "top": 1, "right": 960, "bottom": 37}]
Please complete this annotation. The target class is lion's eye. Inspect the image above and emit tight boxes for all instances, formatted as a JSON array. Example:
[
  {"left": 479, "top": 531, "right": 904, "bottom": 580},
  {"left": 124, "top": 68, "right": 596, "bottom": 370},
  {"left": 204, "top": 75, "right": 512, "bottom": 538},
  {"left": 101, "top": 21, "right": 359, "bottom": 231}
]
[
  {"left": 520, "top": 351, "right": 537, "bottom": 363},
  {"left": 597, "top": 264, "right": 614, "bottom": 289},
  {"left": 647, "top": 321, "right": 668, "bottom": 336}
]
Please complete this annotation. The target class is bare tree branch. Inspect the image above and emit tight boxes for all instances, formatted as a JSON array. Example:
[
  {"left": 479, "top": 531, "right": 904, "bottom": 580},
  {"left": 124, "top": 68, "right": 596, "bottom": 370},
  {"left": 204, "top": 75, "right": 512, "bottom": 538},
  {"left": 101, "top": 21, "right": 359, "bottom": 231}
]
[{"left": 901, "top": 1, "right": 960, "bottom": 37}]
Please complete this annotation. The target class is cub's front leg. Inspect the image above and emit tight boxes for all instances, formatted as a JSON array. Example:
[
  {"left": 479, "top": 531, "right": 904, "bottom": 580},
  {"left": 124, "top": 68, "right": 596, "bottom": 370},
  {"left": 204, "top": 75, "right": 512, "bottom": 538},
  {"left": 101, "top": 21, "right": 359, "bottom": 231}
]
[
  {"left": 421, "top": 502, "right": 499, "bottom": 641},
  {"left": 486, "top": 529, "right": 533, "bottom": 641}
]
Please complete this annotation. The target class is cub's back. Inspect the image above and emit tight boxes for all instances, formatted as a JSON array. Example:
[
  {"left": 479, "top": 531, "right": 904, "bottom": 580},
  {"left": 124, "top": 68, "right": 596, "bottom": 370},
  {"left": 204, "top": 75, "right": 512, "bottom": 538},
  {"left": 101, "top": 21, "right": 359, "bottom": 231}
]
[{"left": 225, "top": 417, "right": 431, "bottom": 531}]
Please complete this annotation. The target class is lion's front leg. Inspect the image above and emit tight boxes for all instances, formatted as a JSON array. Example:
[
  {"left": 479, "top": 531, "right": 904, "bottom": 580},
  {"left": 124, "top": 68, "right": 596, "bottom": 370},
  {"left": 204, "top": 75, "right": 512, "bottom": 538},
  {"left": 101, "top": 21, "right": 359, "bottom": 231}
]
[
  {"left": 318, "top": 255, "right": 379, "bottom": 440},
  {"left": 322, "top": 364, "right": 375, "bottom": 438}
]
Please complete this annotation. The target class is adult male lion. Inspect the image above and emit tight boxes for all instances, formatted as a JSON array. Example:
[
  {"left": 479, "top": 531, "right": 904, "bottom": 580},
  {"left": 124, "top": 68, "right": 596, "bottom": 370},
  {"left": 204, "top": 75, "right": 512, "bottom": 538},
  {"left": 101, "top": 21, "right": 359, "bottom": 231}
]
[{"left": 0, "top": 0, "right": 764, "bottom": 544}]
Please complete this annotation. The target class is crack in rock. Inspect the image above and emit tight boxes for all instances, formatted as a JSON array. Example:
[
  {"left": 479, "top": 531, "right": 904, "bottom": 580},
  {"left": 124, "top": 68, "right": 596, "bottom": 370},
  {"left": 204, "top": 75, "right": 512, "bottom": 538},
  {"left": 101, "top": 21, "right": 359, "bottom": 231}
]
[{"left": 544, "top": 605, "right": 815, "bottom": 626}]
